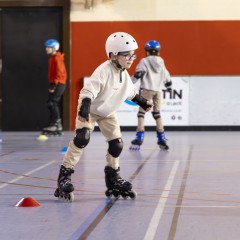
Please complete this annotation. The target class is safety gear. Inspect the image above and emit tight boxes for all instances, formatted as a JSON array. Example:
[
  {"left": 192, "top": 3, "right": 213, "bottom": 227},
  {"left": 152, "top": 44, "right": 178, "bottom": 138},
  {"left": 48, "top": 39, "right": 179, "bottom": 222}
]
[
  {"left": 73, "top": 127, "right": 90, "bottom": 148},
  {"left": 45, "top": 39, "right": 60, "bottom": 51},
  {"left": 133, "top": 71, "right": 145, "bottom": 80},
  {"left": 105, "top": 32, "right": 138, "bottom": 58},
  {"left": 137, "top": 111, "right": 145, "bottom": 118},
  {"left": 132, "top": 94, "right": 152, "bottom": 111},
  {"left": 108, "top": 138, "right": 123, "bottom": 158},
  {"left": 144, "top": 40, "right": 160, "bottom": 53},
  {"left": 152, "top": 111, "right": 161, "bottom": 120},
  {"left": 164, "top": 80, "right": 172, "bottom": 91},
  {"left": 78, "top": 98, "right": 91, "bottom": 121}
]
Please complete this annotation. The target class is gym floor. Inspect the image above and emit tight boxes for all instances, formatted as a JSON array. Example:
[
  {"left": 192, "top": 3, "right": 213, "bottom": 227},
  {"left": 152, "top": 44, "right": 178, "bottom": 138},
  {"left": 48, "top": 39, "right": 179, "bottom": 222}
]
[{"left": 1, "top": 131, "right": 240, "bottom": 240}]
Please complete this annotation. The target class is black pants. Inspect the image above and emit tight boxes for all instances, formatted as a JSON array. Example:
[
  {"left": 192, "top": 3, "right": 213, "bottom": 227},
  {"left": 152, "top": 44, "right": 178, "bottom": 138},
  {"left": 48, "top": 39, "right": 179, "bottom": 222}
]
[{"left": 47, "top": 83, "right": 66, "bottom": 124}]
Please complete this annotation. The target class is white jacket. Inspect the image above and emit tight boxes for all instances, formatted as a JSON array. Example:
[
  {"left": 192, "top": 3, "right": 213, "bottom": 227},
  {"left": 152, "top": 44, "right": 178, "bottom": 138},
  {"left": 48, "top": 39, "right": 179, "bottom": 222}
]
[
  {"left": 135, "top": 56, "right": 171, "bottom": 91},
  {"left": 79, "top": 60, "right": 136, "bottom": 117}
]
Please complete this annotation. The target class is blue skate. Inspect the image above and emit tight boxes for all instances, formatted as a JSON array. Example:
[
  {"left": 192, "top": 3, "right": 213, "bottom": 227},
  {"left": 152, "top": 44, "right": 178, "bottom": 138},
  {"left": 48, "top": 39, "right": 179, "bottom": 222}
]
[
  {"left": 157, "top": 132, "right": 169, "bottom": 150},
  {"left": 129, "top": 131, "right": 144, "bottom": 151}
]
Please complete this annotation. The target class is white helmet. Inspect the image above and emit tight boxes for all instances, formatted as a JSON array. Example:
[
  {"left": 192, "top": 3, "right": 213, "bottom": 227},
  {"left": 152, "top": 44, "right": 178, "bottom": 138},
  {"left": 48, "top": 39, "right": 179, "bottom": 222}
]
[{"left": 105, "top": 32, "right": 138, "bottom": 58}]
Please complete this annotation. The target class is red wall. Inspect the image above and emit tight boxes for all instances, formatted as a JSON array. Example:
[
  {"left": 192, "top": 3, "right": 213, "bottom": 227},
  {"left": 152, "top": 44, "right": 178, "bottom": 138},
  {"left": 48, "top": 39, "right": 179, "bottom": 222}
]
[{"left": 70, "top": 21, "right": 240, "bottom": 129}]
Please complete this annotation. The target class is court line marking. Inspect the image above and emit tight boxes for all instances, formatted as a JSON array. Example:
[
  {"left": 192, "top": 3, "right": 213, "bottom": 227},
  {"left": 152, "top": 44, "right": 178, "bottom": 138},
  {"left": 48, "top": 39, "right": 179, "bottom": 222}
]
[
  {"left": 69, "top": 198, "right": 117, "bottom": 240},
  {"left": 0, "top": 161, "right": 56, "bottom": 189},
  {"left": 143, "top": 160, "right": 180, "bottom": 240},
  {"left": 167, "top": 145, "right": 193, "bottom": 240},
  {"left": 69, "top": 148, "right": 158, "bottom": 240}
]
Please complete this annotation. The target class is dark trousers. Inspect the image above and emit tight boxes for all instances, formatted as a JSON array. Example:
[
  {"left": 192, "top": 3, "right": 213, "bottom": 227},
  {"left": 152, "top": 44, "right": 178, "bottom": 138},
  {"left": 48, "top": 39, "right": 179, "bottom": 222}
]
[{"left": 47, "top": 83, "right": 66, "bottom": 124}]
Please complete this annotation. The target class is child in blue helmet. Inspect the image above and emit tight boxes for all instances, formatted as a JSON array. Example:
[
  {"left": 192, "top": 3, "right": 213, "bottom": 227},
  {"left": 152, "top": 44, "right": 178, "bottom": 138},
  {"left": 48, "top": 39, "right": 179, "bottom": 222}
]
[
  {"left": 130, "top": 40, "right": 172, "bottom": 151},
  {"left": 42, "top": 39, "right": 67, "bottom": 135}
]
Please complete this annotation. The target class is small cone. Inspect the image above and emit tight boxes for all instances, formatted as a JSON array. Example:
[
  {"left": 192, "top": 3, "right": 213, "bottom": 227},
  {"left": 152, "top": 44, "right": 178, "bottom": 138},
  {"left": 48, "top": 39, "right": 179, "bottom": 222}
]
[
  {"left": 37, "top": 134, "right": 48, "bottom": 141},
  {"left": 15, "top": 197, "right": 41, "bottom": 207},
  {"left": 60, "top": 146, "right": 68, "bottom": 153}
]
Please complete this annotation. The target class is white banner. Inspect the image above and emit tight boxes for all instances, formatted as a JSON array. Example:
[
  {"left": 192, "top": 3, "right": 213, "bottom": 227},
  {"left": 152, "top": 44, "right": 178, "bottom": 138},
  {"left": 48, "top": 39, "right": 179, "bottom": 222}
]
[
  {"left": 161, "top": 77, "right": 189, "bottom": 126},
  {"left": 117, "top": 76, "right": 189, "bottom": 126}
]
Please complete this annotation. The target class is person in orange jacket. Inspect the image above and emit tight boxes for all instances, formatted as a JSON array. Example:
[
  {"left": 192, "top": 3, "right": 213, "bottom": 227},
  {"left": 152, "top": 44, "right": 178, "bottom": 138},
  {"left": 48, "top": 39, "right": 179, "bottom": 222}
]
[{"left": 42, "top": 39, "right": 67, "bottom": 135}]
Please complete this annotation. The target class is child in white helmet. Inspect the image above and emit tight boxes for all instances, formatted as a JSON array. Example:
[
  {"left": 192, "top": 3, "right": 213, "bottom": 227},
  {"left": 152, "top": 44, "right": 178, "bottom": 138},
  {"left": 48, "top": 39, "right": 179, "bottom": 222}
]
[
  {"left": 130, "top": 40, "right": 172, "bottom": 151},
  {"left": 54, "top": 32, "right": 153, "bottom": 201},
  {"left": 42, "top": 39, "right": 67, "bottom": 136}
]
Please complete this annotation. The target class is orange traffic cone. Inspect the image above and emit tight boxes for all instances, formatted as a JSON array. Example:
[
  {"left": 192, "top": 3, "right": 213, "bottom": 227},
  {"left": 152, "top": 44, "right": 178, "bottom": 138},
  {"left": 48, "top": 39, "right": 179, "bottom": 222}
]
[{"left": 15, "top": 197, "right": 41, "bottom": 207}]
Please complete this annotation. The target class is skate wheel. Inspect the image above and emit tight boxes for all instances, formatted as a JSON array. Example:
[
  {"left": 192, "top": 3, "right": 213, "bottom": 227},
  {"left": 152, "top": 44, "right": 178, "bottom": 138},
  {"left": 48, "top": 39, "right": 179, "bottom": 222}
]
[
  {"left": 129, "top": 190, "right": 137, "bottom": 200},
  {"left": 121, "top": 192, "right": 128, "bottom": 199},
  {"left": 105, "top": 190, "right": 112, "bottom": 197},
  {"left": 61, "top": 192, "right": 74, "bottom": 202},
  {"left": 159, "top": 144, "right": 169, "bottom": 150},
  {"left": 54, "top": 188, "right": 60, "bottom": 198},
  {"left": 129, "top": 144, "right": 141, "bottom": 151},
  {"left": 112, "top": 190, "right": 120, "bottom": 198},
  {"left": 67, "top": 192, "right": 74, "bottom": 202},
  {"left": 113, "top": 194, "right": 120, "bottom": 199},
  {"left": 58, "top": 192, "right": 74, "bottom": 202}
]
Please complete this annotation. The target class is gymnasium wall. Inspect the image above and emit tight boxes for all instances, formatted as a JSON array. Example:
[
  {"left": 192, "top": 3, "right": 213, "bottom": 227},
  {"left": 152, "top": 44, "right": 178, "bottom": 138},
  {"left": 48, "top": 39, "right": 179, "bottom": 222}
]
[{"left": 69, "top": 0, "right": 240, "bottom": 129}]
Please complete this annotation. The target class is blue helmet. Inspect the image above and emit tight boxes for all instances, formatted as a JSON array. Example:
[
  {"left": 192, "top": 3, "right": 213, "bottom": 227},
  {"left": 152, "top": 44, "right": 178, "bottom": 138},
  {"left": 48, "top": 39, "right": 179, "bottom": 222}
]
[
  {"left": 144, "top": 40, "right": 160, "bottom": 53},
  {"left": 44, "top": 39, "right": 60, "bottom": 51}
]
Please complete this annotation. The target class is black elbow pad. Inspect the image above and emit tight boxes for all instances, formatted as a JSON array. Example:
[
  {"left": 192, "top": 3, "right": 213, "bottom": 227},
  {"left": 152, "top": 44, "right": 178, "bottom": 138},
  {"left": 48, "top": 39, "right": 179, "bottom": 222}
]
[
  {"left": 134, "top": 71, "right": 145, "bottom": 79},
  {"left": 132, "top": 94, "right": 149, "bottom": 111}
]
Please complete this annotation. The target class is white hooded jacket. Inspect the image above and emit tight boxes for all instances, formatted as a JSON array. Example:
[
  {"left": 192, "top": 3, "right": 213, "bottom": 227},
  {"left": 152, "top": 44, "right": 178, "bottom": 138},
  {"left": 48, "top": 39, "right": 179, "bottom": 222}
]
[{"left": 135, "top": 55, "right": 171, "bottom": 91}]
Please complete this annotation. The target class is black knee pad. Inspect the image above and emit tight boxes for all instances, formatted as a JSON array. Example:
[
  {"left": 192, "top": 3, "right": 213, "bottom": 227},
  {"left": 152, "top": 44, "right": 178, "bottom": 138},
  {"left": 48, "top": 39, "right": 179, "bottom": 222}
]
[
  {"left": 152, "top": 111, "right": 161, "bottom": 120},
  {"left": 108, "top": 138, "right": 123, "bottom": 158},
  {"left": 73, "top": 127, "right": 90, "bottom": 148}
]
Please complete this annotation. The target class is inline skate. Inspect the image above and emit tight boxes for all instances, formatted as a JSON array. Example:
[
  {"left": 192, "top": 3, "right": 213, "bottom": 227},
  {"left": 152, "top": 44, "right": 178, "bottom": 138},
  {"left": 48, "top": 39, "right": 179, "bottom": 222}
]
[
  {"left": 129, "top": 131, "right": 144, "bottom": 151},
  {"left": 157, "top": 131, "right": 169, "bottom": 150},
  {"left": 41, "top": 119, "right": 63, "bottom": 136},
  {"left": 104, "top": 166, "right": 137, "bottom": 199},
  {"left": 54, "top": 165, "right": 75, "bottom": 202}
]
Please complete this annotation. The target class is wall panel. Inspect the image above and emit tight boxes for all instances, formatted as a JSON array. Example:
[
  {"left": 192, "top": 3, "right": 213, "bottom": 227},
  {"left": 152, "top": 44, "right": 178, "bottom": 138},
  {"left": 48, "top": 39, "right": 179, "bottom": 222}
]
[{"left": 70, "top": 21, "right": 240, "bottom": 129}]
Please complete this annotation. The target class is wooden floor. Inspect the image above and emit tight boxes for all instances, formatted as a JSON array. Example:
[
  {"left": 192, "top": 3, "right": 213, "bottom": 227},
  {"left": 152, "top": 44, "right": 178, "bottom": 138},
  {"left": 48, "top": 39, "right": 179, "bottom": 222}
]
[{"left": 1, "top": 131, "right": 240, "bottom": 240}]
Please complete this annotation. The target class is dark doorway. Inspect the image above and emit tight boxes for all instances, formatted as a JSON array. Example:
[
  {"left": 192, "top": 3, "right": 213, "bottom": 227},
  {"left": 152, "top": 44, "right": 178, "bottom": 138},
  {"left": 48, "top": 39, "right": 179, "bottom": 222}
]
[
  {"left": 0, "top": 7, "right": 64, "bottom": 131},
  {"left": 0, "top": 1, "right": 70, "bottom": 132}
]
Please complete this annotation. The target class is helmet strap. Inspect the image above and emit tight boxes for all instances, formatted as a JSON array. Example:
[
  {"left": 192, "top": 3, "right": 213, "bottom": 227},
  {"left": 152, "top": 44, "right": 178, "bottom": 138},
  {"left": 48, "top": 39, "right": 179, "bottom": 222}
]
[{"left": 111, "top": 60, "right": 125, "bottom": 71}]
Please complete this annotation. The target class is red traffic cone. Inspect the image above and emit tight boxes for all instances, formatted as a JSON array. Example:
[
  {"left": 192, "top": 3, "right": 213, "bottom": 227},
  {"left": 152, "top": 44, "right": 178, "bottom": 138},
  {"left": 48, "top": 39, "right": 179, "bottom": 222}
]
[{"left": 15, "top": 197, "right": 41, "bottom": 207}]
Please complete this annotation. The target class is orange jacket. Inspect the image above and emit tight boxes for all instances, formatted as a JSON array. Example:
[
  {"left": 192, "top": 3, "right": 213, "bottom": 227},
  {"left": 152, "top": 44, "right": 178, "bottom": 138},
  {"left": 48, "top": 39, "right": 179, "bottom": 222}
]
[{"left": 48, "top": 52, "right": 67, "bottom": 84}]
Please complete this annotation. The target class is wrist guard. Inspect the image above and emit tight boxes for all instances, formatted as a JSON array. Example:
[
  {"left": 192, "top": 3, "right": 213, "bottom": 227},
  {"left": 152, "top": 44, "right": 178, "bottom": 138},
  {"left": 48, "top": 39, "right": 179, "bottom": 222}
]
[
  {"left": 132, "top": 94, "right": 149, "bottom": 111},
  {"left": 78, "top": 98, "right": 91, "bottom": 120},
  {"left": 164, "top": 80, "right": 172, "bottom": 90},
  {"left": 133, "top": 71, "right": 145, "bottom": 79}
]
